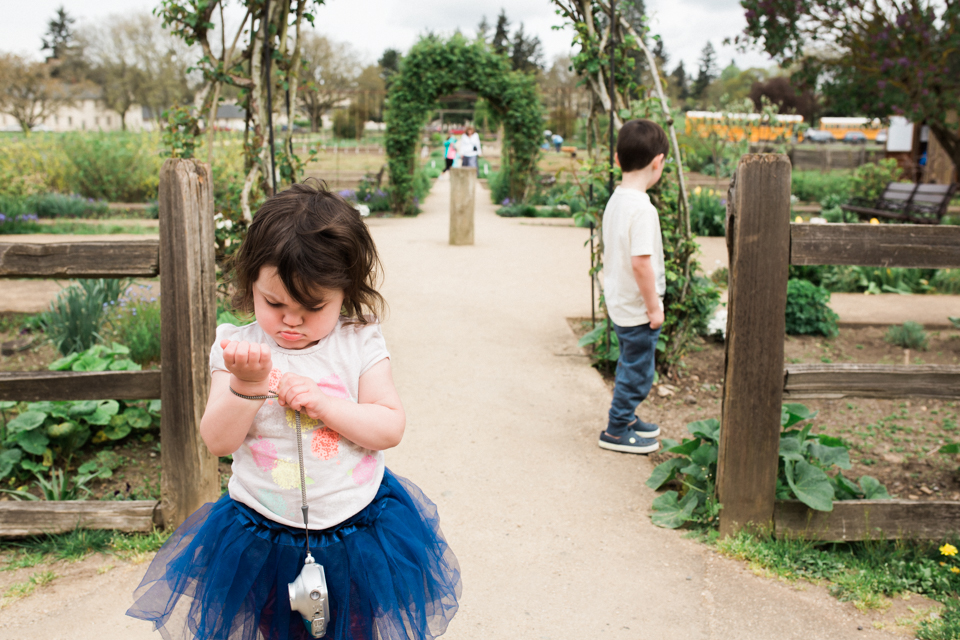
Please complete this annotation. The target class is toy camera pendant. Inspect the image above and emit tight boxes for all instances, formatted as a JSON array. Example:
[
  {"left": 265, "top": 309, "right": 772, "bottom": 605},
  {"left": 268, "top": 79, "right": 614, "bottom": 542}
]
[{"left": 288, "top": 552, "right": 330, "bottom": 637}]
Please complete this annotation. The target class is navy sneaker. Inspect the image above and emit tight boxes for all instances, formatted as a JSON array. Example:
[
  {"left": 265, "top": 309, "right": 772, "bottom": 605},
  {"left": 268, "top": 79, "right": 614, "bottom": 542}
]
[
  {"left": 630, "top": 418, "right": 660, "bottom": 438},
  {"left": 598, "top": 430, "right": 660, "bottom": 454}
]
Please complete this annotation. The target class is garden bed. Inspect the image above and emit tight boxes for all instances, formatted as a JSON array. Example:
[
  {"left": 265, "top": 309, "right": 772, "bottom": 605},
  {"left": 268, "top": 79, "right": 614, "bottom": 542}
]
[{"left": 569, "top": 320, "right": 960, "bottom": 501}]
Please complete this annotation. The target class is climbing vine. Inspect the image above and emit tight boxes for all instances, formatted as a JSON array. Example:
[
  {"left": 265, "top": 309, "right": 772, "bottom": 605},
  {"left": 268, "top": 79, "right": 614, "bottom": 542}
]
[{"left": 384, "top": 35, "right": 543, "bottom": 214}]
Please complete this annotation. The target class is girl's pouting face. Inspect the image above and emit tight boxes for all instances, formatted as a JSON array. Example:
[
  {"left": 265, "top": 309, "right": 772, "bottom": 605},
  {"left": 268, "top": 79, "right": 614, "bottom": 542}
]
[{"left": 252, "top": 265, "right": 344, "bottom": 350}]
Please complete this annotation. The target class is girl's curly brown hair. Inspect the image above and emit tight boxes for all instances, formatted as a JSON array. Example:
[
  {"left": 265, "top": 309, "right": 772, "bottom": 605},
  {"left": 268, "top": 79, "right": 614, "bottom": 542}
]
[{"left": 229, "top": 179, "right": 385, "bottom": 323}]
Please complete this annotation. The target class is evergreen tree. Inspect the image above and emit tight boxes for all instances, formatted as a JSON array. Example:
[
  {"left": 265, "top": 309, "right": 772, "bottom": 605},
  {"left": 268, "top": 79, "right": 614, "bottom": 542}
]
[
  {"left": 510, "top": 24, "right": 544, "bottom": 73},
  {"left": 41, "top": 6, "right": 75, "bottom": 60},
  {"left": 491, "top": 10, "right": 511, "bottom": 55},
  {"left": 692, "top": 41, "right": 717, "bottom": 99},
  {"left": 476, "top": 15, "right": 491, "bottom": 43},
  {"left": 378, "top": 48, "right": 401, "bottom": 90},
  {"left": 671, "top": 60, "right": 689, "bottom": 101}
]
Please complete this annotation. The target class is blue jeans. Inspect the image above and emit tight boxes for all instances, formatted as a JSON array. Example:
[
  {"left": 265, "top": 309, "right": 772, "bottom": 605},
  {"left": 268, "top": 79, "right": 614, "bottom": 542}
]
[{"left": 607, "top": 322, "right": 661, "bottom": 437}]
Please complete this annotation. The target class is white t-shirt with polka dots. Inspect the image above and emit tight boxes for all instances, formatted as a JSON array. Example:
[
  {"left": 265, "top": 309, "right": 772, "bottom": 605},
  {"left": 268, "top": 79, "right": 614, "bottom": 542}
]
[{"left": 210, "top": 318, "right": 390, "bottom": 529}]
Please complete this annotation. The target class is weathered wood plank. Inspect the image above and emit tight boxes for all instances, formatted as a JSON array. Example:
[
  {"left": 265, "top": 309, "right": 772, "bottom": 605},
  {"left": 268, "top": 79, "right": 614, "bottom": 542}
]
[
  {"left": 159, "top": 159, "right": 220, "bottom": 528},
  {"left": 0, "top": 240, "right": 160, "bottom": 278},
  {"left": 0, "top": 500, "right": 161, "bottom": 537},
  {"left": 774, "top": 500, "right": 960, "bottom": 541},
  {"left": 790, "top": 224, "right": 960, "bottom": 269},
  {"left": 718, "top": 154, "right": 792, "bottom": 537},
  {"left": 784, "top": 364, "right": 960, "bottom": 400},
  {"left": 0, "top": 370, "right": 161, "bottom": 402}
]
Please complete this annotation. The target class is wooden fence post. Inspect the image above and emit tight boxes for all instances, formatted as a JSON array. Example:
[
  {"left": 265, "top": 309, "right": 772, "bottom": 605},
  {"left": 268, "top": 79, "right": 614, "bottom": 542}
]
[
  {"left": 159, "top": 159, "right": 220, "bottom": 529},
  {"left": 449, "top": 167, "right": 475, "bottom": 245},
  {"left": 717, "top": 154, "right": 792, "bottom": 537}
]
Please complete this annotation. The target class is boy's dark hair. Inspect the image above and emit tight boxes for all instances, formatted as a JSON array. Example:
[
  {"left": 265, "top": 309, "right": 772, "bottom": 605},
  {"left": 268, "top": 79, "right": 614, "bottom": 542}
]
[
  {"left": 230, "top": 179, "right": 385, "bottom": 324},
  {"left": 616, "top": 119, "right": 669, "bottom": 172}
]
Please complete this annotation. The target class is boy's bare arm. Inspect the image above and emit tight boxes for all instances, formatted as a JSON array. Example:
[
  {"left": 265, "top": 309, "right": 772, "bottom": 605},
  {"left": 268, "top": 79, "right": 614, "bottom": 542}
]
[{"left": 631, "top": 255, "right": 664, "bottom": 329}]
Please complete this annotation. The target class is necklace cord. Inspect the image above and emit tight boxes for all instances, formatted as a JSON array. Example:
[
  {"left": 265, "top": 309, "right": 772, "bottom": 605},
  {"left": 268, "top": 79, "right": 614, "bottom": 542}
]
[{"left": 229, "top": 386, "right": 311, "bottom": 557}]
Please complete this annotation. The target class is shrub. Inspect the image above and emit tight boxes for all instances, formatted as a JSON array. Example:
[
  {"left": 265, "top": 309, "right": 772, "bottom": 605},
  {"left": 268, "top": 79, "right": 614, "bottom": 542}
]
[
  {"left": 61, "top": 132, "right": 160, "bottom": 202},
  {"left": 496, "top": 203, "right": 538, "bottom": 217},
  {"left": 785, "top": 278, "right": 839, "bottom": 337},
  {"left": 885, "top": 321, "right": 928, "bottom": 351},
  {"left": 689, "top": 187, "right": 725, "bottom": 236},
  {"left": 29, "top": 193, "right": 109, "bottom": 218},
  {"left": 104, "top": 285, "right": 161, "bottom": 365},
  {"left": 488, "top": 155, "right": 511, "bottom": 206},
  {"left": 332, "top": 110, "right": 358, "bottom": 139},
  {"left": 0, "top": 212, "right": 42, "bottom": 233},
  {"left": 850, "top": 158, "right": 903, "bottom": 202},
  {"left": 41, "top": 279, "right": 130, "bottom": 356},
  {"left": 791, "top": 170, "right": 852, "bottom": 204}
]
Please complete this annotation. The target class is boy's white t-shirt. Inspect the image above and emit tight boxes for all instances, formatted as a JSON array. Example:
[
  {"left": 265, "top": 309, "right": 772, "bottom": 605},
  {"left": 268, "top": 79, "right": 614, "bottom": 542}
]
[
  {"left": 209, "top": 318, "right": 389, "bottom": 529},
  {"left": 602, "top": 186, "right": 666, "bottom": 326}
]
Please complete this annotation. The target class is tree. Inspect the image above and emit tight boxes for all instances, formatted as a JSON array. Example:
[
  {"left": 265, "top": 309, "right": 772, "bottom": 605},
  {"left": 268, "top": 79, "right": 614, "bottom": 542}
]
[
  {"left": 540, "top": 55, "right": 587, "bottom": 138},
  {"left": 377, "top": 48, "right": 401, "bottom": 90},
  {"left": 749, "top": 76, "right": 817, "bottom": 122},
  {"left": 298, "top": 32, "right": 359, "bottom": 133},
  {"left": 692, "top": 41, "right": 718, "bottom": 100},
  {"left": 0, "top": 54, "right": 76, "bottom": 133},
  {"left": 669, "top": 60, "right": 689, "bottom": 104},
  {"left": 491, "top": 10, "right": 511, "bottom": 55},
  {"left": 476, "top": 15, "right": 491, "bottom": 43},
  {"left": 510, "top": 24, "right": 544, "bottom": 73},
  {"left": 80, "top": 13, "right": 194, "bottom": 130},
  {"left": 356, "top": 63, "right": 386, "bottom": 124},
  {"left": 738, "top": 0, "right": 960, "bottom": 173},
  {"left": 42, "top": 6, "right": 75, "bottom": 60}
]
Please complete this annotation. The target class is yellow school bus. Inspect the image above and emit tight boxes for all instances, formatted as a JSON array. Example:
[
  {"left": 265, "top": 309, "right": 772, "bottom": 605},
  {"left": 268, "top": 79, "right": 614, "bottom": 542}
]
[
  {"left": 685, "top": 111, "right": 805, "bottom": 142},
  {"left": 816, "top": 117, "right": 884, "bottom": 141}
]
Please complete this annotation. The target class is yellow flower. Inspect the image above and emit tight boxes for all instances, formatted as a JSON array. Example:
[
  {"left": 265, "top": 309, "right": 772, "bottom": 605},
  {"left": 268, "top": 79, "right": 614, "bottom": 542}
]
[
  {"left": 869, "top": 218, "right": 880, "bottom": 224},
  {"left": 941, "top": 543, "right": 958, "bottom": 557},
  {"left": 694, "top": 186, "right": 702, "bottom": 195},
  {"left": 795, "top": 215, "right": 803, "bottom": 223},
  {"left": 951, "top": 567, "right": 960, "bottom": 574}
]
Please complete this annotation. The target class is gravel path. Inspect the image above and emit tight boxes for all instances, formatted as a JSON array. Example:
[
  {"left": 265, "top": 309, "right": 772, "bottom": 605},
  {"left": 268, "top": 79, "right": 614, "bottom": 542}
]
[{"left": 0, "top": 176, "right": 907, "bottom": 639}]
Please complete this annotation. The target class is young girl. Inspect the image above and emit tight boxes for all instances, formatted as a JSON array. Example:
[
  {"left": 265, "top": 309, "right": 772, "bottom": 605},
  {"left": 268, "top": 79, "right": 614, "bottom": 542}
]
[{"left": 127, "top": 182, "right": 461, "bottom": 640}]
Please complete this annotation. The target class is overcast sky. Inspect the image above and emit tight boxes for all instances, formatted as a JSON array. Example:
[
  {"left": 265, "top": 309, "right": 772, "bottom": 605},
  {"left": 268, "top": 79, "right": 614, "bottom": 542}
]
[{"left": 2, "top": 0, "right": 774, "bottom": 75}]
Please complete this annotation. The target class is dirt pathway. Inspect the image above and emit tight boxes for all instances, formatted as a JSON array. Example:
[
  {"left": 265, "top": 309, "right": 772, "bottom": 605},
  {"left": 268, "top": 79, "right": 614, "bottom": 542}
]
[{"left": 0, "top": 177, "right": 906, "bottom": 639}]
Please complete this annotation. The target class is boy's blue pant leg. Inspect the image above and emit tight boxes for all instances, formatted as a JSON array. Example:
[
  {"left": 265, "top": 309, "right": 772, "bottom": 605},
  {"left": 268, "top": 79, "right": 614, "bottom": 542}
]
[{"left": 607, "top": 322, "right": 660, "bottom": 437}]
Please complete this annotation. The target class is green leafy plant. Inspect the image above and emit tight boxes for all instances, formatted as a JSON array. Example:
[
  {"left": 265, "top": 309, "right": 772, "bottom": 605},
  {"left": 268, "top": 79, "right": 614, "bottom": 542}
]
[
  {"left": 950, "top": 316, "right": 960, "bottom": 330},
  {"left": 0, "top": 212, "right": 42, "bottom": 233},
  {"left": 791, "top": 170, "right": 852, "bottom": 204},
  {"left": 26, "top": 193, "right": 109, "bottom": 218},
  {"left": 850, "top": 158, "right": 904, "bottom": 203},
  {"left": 647, "top": 404, "right": 890, "bottom": 529},
  {"left": 885, "top": 321, "right": 929, "bottom": 351},
  {"left": 931, "top": 269, "right": 960, "bottom": 295},
  {"left": 577, "top": 318, "right": 620, "bottom": 370},
  {"left": 785, "top": 278, "right": 839, "bottom": 337},
  {"left": 689, "top": 187, "right": 726, "bottom": 237},
  {"left": 103, "top": 286, "right": 161, "bottom": 365},
  {"left": 0, "top": 343, "right": 158, "bottom": 482},
  {"left": 41, "top": 279, "right": 131, "bottom": 356},
  {"left": 160, "top": 106, "right": 200, "bottom": 160},
  {"left": 61, "top": 132, "right": 160, "bottom": 202},
  {"left": 0, "top": 467, "right": 101, "bottom": 501}
]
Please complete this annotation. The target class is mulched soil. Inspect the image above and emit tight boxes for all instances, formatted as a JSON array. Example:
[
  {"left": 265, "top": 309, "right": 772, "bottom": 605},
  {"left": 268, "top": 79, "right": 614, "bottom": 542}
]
[{"left": 569, "top": 319, "right": 960, "bottom": 501}]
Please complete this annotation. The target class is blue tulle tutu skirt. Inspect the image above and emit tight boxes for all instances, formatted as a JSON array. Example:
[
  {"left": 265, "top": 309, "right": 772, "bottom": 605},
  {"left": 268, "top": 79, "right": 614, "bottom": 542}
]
[{"left": 127, "top": 469, "right": 461, "bottom": 640}]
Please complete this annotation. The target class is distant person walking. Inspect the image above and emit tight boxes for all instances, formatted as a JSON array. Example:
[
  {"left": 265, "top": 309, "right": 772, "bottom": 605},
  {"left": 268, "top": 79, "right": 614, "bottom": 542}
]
[
  {"left": 443, "top": 133, "right": 458, "bottom": 172},
  {"left": 552, "top": 133, "right": 564, "bottom": 152},
  {"left": 458, "top": 126, "right": 482, "bottom": 176}
]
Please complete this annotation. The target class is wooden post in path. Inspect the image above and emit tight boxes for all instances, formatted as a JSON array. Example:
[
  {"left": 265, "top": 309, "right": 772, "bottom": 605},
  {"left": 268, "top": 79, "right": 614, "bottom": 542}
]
[
  {"left": 717, "top": 154, "right": 792, "bottom": 537},
  {"left": 449, "top": 167, "right": 475, "bottom": 245},
  {"left": 159, "top": 159, "right": 220, "bottom": 528}
]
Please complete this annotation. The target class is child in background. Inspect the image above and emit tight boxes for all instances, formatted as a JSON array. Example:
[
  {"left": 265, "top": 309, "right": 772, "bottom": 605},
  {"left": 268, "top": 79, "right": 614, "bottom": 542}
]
[
  {"left": 128, "top": 181, "right": 461, "bottom": 639},
  {"left": 598, "top": 119, "right": 670, "bottom": 455},
  {"left": 443, "top": 133, "right": 458, "bottom": 172}
]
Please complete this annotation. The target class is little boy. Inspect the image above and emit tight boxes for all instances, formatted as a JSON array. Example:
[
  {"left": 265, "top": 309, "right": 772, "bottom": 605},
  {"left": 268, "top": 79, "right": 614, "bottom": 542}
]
[{"left": 598, "top": 119, "right": 669, "bottom": 454}]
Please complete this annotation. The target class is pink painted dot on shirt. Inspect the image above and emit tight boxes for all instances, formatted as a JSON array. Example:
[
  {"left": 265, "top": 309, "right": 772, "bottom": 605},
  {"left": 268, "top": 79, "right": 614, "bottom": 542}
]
[
  {"left": 351, "top": 455, "right": 377, "bottom": 485},
  {"left": 311, "top": 427, "right": 340, "bottom": 460},
  {"left": 267, "top": 368, "right": 283, "bottom": 393},
  {"left": 317, "top": 374, "right": 350, "bottom": 400},
  {"left": 250, "top": 436, "right": 278, "bottom": 471}
]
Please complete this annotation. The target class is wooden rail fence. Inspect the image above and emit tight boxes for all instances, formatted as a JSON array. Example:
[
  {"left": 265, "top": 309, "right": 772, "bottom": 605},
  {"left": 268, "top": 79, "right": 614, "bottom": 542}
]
[
  {"left": 717, "top": 154, "right": 960, "bottom": 541},
  {"left": 0, "top": 159, "right": 220, "bottom": 537}
]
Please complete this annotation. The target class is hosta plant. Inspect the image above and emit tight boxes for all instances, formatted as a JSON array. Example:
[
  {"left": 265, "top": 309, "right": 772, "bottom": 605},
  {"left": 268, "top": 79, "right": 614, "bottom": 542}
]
[{"left": 648, "top": 403, "right": 890, "bottom": 529}]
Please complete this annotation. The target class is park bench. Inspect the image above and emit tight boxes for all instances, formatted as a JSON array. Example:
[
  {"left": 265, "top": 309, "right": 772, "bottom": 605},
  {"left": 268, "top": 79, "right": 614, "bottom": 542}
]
[{"left": 841, "top": 181, "right": 957, "bottom": 224}]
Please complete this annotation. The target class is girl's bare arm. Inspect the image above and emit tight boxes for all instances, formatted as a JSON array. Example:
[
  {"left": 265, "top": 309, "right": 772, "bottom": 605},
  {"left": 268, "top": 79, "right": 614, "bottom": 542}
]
[{"left": 199, "top": 340, "right": 272, "bottom": 456}]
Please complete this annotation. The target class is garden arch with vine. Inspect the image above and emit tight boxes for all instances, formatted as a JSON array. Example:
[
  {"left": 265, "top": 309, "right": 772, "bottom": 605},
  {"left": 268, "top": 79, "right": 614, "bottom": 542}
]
[{"left": 385, "top": 36, "right": 543, "bottom": 214}]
